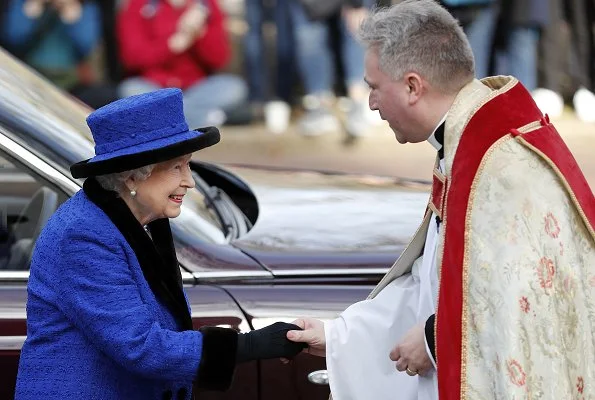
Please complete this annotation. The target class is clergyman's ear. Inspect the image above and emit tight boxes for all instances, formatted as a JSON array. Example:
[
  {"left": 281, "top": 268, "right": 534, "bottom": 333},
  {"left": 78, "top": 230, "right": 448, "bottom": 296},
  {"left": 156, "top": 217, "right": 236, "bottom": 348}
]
[{"left": 404, "top": 72, "right": 424, "bottom": 104}]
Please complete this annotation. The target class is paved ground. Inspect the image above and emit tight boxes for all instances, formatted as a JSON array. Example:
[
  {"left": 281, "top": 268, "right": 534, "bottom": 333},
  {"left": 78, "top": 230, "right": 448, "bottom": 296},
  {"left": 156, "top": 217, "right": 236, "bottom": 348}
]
[{"left": 198, "top": 110, "right": 595, "bottom": 190}]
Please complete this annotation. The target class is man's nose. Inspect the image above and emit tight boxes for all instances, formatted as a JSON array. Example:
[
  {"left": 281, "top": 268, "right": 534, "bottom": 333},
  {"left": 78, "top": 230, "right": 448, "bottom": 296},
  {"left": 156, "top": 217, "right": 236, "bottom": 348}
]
[{"left": 369, "top": 97, "right": 377, "bottom": 111}]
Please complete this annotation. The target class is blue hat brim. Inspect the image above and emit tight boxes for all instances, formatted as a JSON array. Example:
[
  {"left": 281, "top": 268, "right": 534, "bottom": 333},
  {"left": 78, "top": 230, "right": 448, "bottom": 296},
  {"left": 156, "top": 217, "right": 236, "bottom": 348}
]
[{"left": 70, "top": 126, "right": 220, "bottom": 178}]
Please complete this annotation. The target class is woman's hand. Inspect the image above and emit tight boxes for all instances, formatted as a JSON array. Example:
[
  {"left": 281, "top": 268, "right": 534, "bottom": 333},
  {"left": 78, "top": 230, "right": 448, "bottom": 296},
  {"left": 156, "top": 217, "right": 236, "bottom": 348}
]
[{"left": 236, "top": 322, "right": 307, "bottom": 363}]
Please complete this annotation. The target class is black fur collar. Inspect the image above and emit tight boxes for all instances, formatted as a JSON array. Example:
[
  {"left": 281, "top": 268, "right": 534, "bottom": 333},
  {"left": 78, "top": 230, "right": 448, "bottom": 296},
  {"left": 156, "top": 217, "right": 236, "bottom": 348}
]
[{"left": 83, "top": 178, "right": 193, "bottom": 331}]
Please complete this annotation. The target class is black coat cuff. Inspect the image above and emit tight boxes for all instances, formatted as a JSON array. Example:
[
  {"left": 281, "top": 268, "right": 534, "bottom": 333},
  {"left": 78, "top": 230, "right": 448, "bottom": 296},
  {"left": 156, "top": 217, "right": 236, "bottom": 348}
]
[
  {"left": 425, "top": 314, "right": 436, "bottom": 363},
  {"left": 195, "top": 327, "right": 238, "bottom": 391}
]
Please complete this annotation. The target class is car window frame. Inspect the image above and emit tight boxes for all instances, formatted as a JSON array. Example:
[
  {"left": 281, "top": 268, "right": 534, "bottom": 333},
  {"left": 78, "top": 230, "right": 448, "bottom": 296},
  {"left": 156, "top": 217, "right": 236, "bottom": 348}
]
[{"left": 0, "top": 128, "right": 79, "bottom": 280}]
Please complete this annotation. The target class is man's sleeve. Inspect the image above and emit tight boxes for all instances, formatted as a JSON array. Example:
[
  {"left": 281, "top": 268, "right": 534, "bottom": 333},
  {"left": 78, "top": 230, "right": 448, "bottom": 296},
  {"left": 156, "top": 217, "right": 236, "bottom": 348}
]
[{"left": 424, "top": 314, "right": 436, "bottom": 368}]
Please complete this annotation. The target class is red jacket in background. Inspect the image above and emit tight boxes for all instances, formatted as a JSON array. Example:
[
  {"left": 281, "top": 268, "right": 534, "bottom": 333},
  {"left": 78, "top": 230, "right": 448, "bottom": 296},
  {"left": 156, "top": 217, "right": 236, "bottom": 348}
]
[{"left": 117, "top": 0, "right": 231, "bottom": 89}]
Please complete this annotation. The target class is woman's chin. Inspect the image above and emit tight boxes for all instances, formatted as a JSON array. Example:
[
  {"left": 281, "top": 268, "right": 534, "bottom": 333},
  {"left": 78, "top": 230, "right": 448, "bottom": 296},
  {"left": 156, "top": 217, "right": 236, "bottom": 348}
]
[{"left": 166, "top": 208, "right": 183, "bottom": 219}]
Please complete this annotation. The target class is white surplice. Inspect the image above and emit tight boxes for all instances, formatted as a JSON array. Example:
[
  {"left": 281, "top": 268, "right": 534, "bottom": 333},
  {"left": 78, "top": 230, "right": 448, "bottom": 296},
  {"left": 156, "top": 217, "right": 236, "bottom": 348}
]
[{"left": 324, "top": 125, "right": 446, "bottom": 400}]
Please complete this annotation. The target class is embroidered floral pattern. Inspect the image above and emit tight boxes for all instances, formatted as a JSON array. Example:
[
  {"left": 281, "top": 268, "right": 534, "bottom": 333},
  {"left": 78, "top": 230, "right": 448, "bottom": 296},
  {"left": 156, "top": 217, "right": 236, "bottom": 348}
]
[
  {"left": 459, "top": 116, "right": 595, "bottom": 399},
  {"left": 563, "top": 275, "right": 577, "bottom": 295},
  {"left": 519, "top": 297, "right": 530, "bottom": 313},
  {"left": 577, "top": 377, "right": 584, "bottom": 394},
  {"left": 544, "top": 212, "right": 561, "bottom": 238},
  {"left": 506, "top": 359, "right": 526, "bottom": 386},
  {"left": 537, "top": 257, "right": 555, "bottom": 290}
]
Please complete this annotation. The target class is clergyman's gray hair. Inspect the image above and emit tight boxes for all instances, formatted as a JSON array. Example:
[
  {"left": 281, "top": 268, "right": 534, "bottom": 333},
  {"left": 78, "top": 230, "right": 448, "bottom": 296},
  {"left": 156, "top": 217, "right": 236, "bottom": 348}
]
[
  {"left": 359, "top": 0, "right": 475, "bottom": 93},
  {"left": 95, "top": 164, "right": 155, "bottom": 195}
]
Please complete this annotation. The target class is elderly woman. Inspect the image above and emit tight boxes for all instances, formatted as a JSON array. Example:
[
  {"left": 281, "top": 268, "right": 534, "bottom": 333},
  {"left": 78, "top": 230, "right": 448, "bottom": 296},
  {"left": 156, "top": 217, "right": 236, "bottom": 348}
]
[{"left": 14, "top": 88, "right": 304, "bottom": 399}]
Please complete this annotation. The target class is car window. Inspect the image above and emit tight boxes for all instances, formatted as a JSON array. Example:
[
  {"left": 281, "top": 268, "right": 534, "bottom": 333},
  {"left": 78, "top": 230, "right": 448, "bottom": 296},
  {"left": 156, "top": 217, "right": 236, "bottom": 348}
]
[{"left": 0, "top": 153, "right": 66, "bottom": 271}]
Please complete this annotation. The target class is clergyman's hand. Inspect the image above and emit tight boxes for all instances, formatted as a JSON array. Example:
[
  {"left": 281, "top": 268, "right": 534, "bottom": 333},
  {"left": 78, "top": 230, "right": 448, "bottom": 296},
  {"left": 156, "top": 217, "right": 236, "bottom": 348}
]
[
  {"left": 389, "top": 323, "right": 433, "bottom": 376},
  {"left": 286, "top": 318, "right": 326, "bottom": 357}
]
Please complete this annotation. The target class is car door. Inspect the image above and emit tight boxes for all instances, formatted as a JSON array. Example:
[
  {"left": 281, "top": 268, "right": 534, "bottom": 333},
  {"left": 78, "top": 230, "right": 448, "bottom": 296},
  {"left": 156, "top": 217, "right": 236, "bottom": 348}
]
[{"left": 0, "top": 132, "right": 74, "bottom": 399}]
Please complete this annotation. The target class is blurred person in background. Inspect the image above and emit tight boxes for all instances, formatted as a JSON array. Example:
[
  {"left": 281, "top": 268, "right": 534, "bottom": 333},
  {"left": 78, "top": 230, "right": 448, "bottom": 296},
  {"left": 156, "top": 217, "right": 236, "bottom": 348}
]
[
  {"left": 1, "top": 0, "right": 118, "bottom": 109},
  {"left": 117, "top": 0, "right": 248, "bottom": 128},
  {"left": 492, "top": 0, "right": 548, "bottom": 93},
  {"left": 533, "top": 0, "right": 567, "bottom": 118},
  {"left": 243, "top": 0, "right": 296, "bottom": 127},
  {"left": 98, "top": 0, "right": 121, "bottom": 84},
  {"left": 531, "top": 0, "right": 595, "bottom": 122},
  {"left": 440, "top": 0, "right": 498, "bottom": 79},
  {"left": 563, "top": 0, "right": 595, "bottom": 122},
  {"left": 289, "top": 0, "right": 378, "bottom": 138}
]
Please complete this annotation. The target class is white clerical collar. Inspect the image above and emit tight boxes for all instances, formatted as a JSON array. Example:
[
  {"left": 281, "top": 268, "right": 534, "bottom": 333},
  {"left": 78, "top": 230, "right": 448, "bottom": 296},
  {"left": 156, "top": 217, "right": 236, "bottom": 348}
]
[{"left": 427, "top": 114, "right": 448, "bottom": 153}]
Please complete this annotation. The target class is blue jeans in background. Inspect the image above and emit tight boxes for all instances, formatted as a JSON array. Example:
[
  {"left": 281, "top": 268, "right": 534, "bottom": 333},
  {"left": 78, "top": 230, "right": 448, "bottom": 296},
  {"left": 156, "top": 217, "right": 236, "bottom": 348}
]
[
  {"left": 288, "top": 0, "right": 368, "bottom": 96},
  {"left": 463, "top": 4, "right": 498, "bottom": 79},
  {"left": 243, "top": 0, "right": 295, "bottom": 103},
  {"left": 118, "top": 75, "right": 248, "bottom": 127},
  {"left": 494, "top": 27, "right": 540, "bottom": 91}
]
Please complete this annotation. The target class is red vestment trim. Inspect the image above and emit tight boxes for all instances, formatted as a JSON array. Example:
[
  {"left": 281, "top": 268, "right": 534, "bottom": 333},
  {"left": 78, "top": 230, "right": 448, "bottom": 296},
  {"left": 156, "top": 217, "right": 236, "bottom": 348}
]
[{"left": 430, "top": 168, "right": 447, "bottom": 220}]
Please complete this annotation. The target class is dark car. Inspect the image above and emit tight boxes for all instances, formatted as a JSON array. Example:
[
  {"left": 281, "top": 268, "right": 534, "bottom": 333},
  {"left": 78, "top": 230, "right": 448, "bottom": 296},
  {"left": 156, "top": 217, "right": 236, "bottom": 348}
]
[{"left": 0, "top": 48, "right": 430, "bottom": 399}]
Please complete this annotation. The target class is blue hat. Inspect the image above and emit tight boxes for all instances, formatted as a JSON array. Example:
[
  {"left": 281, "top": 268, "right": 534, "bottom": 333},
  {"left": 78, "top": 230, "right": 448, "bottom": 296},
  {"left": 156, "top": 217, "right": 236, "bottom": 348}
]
[{"left": 70, "top": 88, "right": 220, "bottom": 178}]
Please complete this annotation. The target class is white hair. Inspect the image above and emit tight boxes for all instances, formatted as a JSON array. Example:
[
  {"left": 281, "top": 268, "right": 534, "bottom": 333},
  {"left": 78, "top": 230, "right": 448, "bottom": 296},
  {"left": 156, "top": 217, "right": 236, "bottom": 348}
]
[
  {"left": 359, "top": 0, "right": 475, "bottom": 93},
  {"left": 95, "top": 164, "right": 155, "bottom": 195}
]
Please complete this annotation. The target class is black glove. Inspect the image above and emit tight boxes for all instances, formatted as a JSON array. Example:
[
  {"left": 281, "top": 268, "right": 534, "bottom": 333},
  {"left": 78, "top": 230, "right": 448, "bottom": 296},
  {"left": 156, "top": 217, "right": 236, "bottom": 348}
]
[{"left": 236, "top": 322, "right": 307, "bottom": 363}]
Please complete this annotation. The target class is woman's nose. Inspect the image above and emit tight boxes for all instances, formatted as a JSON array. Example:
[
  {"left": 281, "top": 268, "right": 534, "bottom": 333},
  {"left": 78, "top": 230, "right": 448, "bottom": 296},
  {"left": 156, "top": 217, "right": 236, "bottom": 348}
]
[{"left": 182, "top": 165, "right": 195, "bottom": 188}]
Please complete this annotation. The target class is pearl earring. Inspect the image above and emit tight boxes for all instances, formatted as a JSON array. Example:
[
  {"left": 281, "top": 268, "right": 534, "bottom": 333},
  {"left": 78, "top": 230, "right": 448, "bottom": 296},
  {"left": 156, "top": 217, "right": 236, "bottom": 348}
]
[{"left": 130, "top": 190, "right": 137, "bottom": 197}]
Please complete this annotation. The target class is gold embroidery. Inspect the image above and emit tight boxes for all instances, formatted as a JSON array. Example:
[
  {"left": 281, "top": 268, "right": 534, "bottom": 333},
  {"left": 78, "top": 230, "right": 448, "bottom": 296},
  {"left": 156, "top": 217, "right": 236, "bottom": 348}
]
[{"left": 460, "top": 134, "right": 513, "bottom": 398}]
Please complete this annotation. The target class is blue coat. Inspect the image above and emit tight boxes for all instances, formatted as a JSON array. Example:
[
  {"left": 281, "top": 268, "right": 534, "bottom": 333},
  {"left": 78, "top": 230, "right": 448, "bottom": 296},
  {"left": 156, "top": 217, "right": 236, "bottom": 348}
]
[{"left": 15, "top": 178, "right": 237, "bottom": 399}]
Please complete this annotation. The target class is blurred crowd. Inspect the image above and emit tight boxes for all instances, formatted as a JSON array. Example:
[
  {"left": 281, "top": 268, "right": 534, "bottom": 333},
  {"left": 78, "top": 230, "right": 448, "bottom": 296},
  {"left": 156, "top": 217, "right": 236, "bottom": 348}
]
[{"left": 0, "top": 0, "right": 593, "bottom": 138}]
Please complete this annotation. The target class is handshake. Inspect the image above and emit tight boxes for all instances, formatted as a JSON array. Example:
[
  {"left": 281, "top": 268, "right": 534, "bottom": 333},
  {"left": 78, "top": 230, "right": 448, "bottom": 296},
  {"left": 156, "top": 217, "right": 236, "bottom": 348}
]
[{"left": 235, "top": 322, "right": 307, "bottom": 362}]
